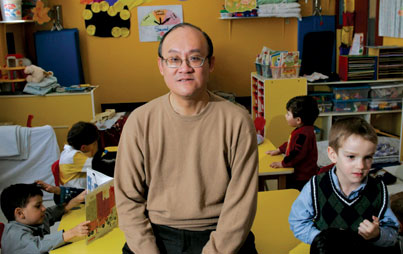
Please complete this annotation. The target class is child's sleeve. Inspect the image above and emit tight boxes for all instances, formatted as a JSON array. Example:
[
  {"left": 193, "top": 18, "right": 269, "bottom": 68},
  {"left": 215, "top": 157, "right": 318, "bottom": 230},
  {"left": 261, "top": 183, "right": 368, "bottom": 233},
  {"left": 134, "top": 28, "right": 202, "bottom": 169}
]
[
  {"left": 278, "top": 141, "right": 288, "bottom": 154},
  {"left": 288, "top": 179, "right": 321, "bottom": 244},
  {"left": 373, "top": 203, "right": 400, "bottom": 247},
  {"left": 281, "top": 133, "right": 309, "bottom": 168}
]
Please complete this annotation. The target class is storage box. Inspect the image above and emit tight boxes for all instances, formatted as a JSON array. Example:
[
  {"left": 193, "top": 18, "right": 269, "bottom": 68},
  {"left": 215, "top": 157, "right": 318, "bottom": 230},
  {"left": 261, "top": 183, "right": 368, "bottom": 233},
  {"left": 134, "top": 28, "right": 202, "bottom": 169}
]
[
  {"left": 333, "top": 99, "right": 368, "bottom": 112},
  {"left": 310, "top": 92, "right": 333, "bottom": 103},
  {"left": 339, "top": 55, "right": 377, "bottom": 81},
  {"left": 369, "top": 84, "right": 403, "bottom": 99},
  {"left": 368, "top": 99, "right": 402, "bottom": 111},
  {"left": 318, "top": 102, "right": 333, "bottom": 113},
  {"left": 333, "top": 86, "right": 370, "bottom": 100},
  {"left": 271, "top": 66, "right": 300, "bottom": 79}
]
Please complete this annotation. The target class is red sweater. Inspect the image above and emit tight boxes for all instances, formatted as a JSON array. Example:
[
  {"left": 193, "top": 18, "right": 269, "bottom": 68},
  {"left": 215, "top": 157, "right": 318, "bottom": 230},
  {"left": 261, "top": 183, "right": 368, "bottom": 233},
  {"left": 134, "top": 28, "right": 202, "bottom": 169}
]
[{"left": 279, "top": 125, "right": 318, "bottom": 181}]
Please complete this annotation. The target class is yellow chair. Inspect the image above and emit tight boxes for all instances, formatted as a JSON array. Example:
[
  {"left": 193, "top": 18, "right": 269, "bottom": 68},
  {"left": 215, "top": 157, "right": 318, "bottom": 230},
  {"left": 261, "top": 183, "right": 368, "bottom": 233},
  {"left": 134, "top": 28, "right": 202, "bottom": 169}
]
[{"left": 252, "top": 189, "right": 301, "bottom": 254}]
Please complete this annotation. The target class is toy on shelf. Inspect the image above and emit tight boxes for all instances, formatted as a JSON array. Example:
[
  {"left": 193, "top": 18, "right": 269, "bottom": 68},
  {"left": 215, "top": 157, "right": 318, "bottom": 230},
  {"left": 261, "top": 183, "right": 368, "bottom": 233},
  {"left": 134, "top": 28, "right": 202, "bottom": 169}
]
[{"left": 0, "top": 54, "right": 28, "bottom": 94}]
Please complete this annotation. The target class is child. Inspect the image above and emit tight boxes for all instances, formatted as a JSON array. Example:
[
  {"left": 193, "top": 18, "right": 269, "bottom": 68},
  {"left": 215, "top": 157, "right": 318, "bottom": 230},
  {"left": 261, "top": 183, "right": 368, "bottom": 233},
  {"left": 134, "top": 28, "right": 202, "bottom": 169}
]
[
  {"left": 289, "top": 117, "right": 400, "bottom": 252},
  {"left": 0, "top": 183, "right": 90, "bottom": 254},
  {"left": 266, "top": 95, "right": 319, "bottom": 190},
  {"left": 59, "top": 121, "right": 99, "bottom": 188}
]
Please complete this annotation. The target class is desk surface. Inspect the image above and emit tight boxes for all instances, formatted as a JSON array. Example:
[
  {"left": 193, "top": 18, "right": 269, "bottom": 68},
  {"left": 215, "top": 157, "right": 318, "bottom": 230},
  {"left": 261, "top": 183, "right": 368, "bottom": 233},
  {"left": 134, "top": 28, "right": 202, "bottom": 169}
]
[
  {"left": 258, "top": 139, "right": 294, "bottom": 176},
  {"left": 52, "top": 190, "right": 301, "bottom": 254},
  {"left": 50, "top": 204, "right": 125, "bottom": 254}
]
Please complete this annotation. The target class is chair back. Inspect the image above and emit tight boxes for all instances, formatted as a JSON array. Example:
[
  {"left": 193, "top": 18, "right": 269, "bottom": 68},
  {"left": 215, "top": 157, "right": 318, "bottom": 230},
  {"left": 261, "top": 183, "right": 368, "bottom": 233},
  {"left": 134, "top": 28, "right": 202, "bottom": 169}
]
[
  {"left": 0, "top": 222, "right": 4, "bottom": 248},
  {"left": 51, "top": 160, "right": 60, "bottom": 186}
]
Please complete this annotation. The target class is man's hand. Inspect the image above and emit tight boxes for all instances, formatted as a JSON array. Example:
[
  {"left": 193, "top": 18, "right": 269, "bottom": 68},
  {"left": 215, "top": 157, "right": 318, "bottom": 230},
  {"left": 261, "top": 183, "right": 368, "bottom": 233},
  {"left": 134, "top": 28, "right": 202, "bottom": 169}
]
[
  {"left": 270, "top": 161, "right": 283, "bottom": 168},
  {"left": 266, "top": 149, "right": 281, "bottom": 156},
  {"left": 63, "top": 220, "right": 91, "bottom": 242},
  {"left": 358, "top": 216, "right": 380, "bottom": 241}
]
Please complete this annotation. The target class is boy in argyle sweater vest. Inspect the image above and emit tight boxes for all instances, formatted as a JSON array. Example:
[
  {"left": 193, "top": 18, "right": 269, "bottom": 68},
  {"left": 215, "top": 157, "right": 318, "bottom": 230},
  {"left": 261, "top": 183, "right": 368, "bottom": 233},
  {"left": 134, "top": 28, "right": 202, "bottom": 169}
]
[{"left": 289, "top": 117, "right": 400, "bottom": 251}]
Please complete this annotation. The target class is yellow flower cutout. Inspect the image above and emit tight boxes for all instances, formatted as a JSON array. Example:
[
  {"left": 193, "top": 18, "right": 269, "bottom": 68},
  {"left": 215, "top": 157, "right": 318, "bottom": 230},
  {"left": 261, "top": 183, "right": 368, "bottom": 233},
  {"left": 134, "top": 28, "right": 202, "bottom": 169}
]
[{"left": 32, "top": 0, "right": 51, "bottom": 24}]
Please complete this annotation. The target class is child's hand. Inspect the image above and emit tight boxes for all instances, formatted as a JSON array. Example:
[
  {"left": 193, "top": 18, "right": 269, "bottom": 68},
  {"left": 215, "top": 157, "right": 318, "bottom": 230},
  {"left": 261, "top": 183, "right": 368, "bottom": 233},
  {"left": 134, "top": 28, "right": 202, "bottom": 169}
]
[
  {"left": 35, "top": 180, "right": 61, "bottom": 195},
  {"left": 74, "top": 190, "right": 87, "bottom": 203},
  {"left": 64, "top": 190, "right": 87, "bottom": 212},
  {"left": 270, "top": 161, "right": 283, "bottom": 168},
  {"left": 266, "top": 149, "right": 281, "bottom": 156},
  {"left": 62, "top": 220, "right": 91, "bottom": 242},
  {"left": 358, "top": 216, "right": 380, "bottom": 241}
]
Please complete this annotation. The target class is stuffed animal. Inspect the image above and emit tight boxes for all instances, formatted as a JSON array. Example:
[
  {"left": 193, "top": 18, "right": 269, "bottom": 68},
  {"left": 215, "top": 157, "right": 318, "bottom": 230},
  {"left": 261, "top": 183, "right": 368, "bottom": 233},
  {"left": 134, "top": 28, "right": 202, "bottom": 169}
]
[{"left": 24, "top": 65, "right": 53, "bottom": 83}]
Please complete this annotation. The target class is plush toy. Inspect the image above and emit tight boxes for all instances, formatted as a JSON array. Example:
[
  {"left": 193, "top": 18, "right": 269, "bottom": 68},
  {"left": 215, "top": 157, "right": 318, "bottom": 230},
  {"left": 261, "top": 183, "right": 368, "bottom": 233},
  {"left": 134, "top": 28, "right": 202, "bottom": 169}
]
[{"left": 24, "top": 65, "right": 53, "bottom": 83}]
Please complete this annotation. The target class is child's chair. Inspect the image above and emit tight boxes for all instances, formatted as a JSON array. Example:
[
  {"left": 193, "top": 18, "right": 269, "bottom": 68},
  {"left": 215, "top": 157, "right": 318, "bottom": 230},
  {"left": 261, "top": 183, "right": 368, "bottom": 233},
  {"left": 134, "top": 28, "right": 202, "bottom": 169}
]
[
  {"left": 0, "top": 222, "right": 4, "bottom": 248},
  {"left": 51, "top": 160, "right": 60, "bottom": 186}
]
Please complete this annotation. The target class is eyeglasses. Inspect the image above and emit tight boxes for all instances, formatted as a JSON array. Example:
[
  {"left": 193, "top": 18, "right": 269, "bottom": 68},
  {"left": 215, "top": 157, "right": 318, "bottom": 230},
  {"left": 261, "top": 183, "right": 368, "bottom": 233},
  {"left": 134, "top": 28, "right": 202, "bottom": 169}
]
[{"left": 161, "top": 56, "right": 206, "bottom": 68}]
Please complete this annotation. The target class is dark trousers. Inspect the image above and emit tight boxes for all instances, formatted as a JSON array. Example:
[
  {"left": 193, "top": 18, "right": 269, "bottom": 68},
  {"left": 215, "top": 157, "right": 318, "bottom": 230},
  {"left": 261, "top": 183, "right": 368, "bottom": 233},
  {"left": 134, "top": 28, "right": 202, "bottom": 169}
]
[{"left": 122, "top": 224, "right": 258, "bottom": 254}]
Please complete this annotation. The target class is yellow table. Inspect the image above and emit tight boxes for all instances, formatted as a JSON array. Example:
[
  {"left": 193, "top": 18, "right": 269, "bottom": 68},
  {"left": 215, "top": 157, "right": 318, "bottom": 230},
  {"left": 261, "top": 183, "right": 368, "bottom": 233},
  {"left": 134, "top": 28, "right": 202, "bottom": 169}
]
[
  {"left": 52, "top": 190, "right": 301, "bottom": 254},
  {"left": 289, "top": 242, "right": 310, "bottom": 254},
  {"left": 252, "top": 189, "right": 301, "bottom": 254},
  {"left": 258, "top": 139, "right": 294, "bottom": 191},
  {"left": 50, "top": 204, "right": 125, "bottom": 254}
]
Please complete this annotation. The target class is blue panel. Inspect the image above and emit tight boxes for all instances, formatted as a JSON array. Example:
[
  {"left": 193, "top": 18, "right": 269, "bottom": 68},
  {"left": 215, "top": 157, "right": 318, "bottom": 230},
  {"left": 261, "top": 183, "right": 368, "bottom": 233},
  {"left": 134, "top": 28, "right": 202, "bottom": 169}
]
[
  {"left": 35, "top": 29, "right": 84, "bottom": 87},
  {"left": 298, "top": 16, "right": 336, "bottom": 73}
]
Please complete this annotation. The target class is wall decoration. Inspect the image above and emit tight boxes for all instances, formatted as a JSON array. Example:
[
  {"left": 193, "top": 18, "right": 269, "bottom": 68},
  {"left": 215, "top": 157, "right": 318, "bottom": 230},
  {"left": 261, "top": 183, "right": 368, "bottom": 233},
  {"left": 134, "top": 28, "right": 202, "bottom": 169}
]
[
  {"left": 83, "top": 1, "right": 130, "bottom": 37},
  {"left": 32, "top": 0, "right": 50, "bottom": 24},
  {"left": 81, "top": 0, "right": 151, "bottom": 37},
  {"left": 137, "top": 5, "right": 183, "bottom": 42},
  {"left": 225, "top": 0, "right": 256, "bottom": 13}
]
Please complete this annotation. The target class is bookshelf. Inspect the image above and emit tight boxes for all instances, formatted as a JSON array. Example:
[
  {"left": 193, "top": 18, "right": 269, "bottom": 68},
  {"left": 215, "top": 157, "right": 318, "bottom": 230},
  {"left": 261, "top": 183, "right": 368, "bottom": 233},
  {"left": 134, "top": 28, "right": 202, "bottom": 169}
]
[
  {"left": 368, "top": 46, "right": 403, "bottom": 79},
  {"left": 338, "top": 55, "right": 377, "bottom": 81}
]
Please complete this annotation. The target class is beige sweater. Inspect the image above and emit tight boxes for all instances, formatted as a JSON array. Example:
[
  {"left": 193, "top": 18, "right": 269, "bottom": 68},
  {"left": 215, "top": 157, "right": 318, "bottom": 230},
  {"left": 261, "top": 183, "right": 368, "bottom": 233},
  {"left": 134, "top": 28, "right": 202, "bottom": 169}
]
[{"left": 114, "top": 92, "right": 258, "bottom": 254}]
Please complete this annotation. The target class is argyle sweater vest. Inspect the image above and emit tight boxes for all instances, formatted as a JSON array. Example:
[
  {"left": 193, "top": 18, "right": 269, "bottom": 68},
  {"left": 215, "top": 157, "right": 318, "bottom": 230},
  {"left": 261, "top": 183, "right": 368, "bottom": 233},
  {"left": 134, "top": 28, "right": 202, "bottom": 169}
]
[{"left": 312, "top": 171, "right": 388, "bottom": 232}]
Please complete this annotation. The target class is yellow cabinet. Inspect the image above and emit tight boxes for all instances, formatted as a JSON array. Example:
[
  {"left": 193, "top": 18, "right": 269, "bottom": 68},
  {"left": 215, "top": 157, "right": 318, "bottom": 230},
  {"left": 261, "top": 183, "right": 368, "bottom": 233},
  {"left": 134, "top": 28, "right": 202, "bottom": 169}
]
[
  {"left": 251, "top": 73, "right": 307, "bottom": 147},
  {"left": 0, "top": 87, "right": 101, "bottom": 149}
]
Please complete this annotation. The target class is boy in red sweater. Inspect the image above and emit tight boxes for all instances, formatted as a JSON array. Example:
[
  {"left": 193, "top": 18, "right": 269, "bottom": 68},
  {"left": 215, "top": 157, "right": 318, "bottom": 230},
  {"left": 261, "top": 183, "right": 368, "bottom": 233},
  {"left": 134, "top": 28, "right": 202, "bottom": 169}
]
[{"left": 266, "top": 95, "right": 319, "bottom": 190}]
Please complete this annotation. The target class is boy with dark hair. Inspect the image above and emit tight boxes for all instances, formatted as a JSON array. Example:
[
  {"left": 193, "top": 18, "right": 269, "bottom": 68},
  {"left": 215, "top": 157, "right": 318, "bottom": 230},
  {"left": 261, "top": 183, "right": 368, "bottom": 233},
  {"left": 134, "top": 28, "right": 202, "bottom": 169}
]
[
  {"left": 0, "top": 183, "right": 90, "bottom": 254},
  {"left": 59, "top": 121, "right": 99, "bottom": 188},
  {"left": 266, "top": 95, "right": 320, "bottom": 190},
  {"left": 289, "top": 117, "right": 400, "bottom": 252}
]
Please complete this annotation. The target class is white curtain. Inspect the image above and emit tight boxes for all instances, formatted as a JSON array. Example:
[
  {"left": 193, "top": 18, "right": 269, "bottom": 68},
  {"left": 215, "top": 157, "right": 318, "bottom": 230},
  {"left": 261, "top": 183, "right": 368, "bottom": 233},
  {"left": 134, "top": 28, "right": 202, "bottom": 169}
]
[{"left": 379, "top": 0, "right": 403, "bottom": 38}]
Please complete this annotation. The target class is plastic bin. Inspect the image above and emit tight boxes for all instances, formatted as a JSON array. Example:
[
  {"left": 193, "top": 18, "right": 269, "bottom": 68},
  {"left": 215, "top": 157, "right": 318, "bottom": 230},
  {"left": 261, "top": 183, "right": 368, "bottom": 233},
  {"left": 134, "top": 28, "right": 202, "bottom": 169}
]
[
  {"left": 261, "top": 64, "right": 272, "bottom": 78},
  {"left": 333, "top": 99, "right": 369, "bottom": 112},
  {"left": 368, "top": 99, "right": 402, "bottom": 111},
  {"left": 310, "top": 92, "right": 333, "bottom": 103},
  {"left": 333, "top": 86, "right": 370, "bottom": 100},
  {"left": 255, "top": 63, "right": 262, "bottom": 76},
  {"left": 318, "top": 102, "right": 333, "bottom": 113},
  {"left": 271, "top": 66, "right": 300, "bottom": 79},
  {"left": 369, "top": 84, "right": 403, "bottom": 99}
]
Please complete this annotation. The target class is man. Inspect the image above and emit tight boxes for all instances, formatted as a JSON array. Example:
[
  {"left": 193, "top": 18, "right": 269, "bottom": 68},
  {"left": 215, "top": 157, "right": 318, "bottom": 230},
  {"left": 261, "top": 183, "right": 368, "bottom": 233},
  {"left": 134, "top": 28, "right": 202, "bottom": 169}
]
[{"left": 114, "top": 23, "right": 258, "bottom": 254}]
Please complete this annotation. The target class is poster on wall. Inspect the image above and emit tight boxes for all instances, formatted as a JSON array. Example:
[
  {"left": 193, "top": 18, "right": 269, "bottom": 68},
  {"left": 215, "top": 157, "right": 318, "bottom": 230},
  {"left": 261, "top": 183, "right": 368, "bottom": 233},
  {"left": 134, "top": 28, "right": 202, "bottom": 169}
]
[{"left": 137, "top": 5, "right": 183, "bottom": 42}]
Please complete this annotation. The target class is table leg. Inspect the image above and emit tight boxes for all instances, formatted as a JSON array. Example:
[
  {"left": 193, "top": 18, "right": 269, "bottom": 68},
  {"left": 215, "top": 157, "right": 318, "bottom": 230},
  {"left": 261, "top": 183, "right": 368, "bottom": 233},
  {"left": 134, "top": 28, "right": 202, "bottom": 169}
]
[
  {"left": 278, "top": 175, "right": 286, "bottom": 189},
  {"left": 258, "top": 177, "right": 267, "bottom": 192}
]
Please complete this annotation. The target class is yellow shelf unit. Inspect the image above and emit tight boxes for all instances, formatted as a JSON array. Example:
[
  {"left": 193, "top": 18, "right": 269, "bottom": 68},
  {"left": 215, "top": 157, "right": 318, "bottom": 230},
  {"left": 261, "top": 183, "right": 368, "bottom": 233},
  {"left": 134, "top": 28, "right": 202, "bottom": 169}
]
[
  {"left": 0, "top": 87, "right": 101, "bottom": 149},
  {"left": 251, "top": 73, "right": 307, "bottom": 147}
]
